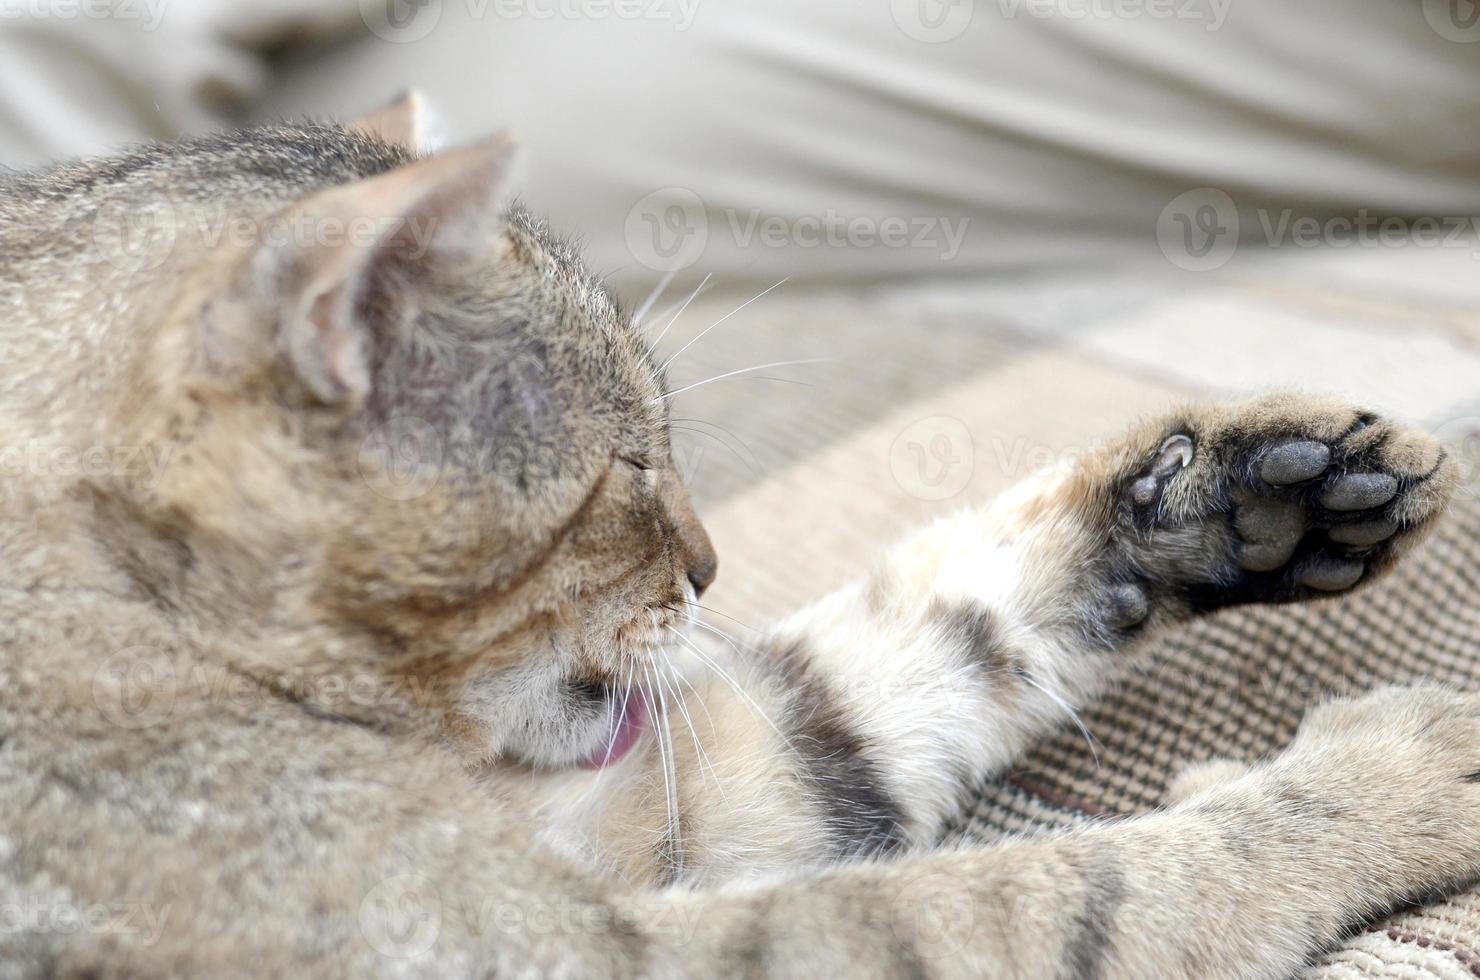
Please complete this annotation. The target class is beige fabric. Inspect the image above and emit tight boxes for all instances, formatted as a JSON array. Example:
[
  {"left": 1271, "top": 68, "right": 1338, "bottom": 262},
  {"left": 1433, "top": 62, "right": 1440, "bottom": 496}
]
[
  {"left": 259, "top": 0, "right": 1480, "bottom": 294},
  {"left": 0, "top": 0, "right": 360, "bottom": 168},
  {"left": 657, "top": 238, "right": 1480, "bottom": 976}
]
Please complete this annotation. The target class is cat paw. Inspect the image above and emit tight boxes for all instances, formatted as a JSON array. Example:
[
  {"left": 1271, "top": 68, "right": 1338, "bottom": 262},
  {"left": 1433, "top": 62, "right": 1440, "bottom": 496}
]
[
  {"left": 1101, "top": 394, "right": 1456, "bottom": 617},
  {"left": 1268, "top": 684, "right": 1480, "bottom": 890}
]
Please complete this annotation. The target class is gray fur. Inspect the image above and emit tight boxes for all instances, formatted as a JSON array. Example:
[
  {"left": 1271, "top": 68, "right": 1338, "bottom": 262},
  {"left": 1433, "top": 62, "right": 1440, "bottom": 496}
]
[{"left": 0, "top": 122, "right": 1475, "bottom": 980}]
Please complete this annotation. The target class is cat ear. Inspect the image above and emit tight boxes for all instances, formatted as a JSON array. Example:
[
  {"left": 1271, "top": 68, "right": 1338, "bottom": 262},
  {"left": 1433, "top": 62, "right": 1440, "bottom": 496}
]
[
  {"left": 346, "top": 90, "right": 434, "bottom": 155},
  {"left": 259, "top": 134, "right": 517, "bottom": 407}
]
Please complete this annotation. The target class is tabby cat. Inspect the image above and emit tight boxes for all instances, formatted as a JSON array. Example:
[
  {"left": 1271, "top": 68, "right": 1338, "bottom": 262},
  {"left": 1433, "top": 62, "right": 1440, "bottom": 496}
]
[{"left": 0, "top": 94, "right": 1476, "bottom": 979}]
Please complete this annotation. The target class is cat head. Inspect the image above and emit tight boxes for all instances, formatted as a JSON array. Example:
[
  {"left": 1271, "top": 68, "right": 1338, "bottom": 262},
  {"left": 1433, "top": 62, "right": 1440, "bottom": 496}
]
[{"left": 111, "top": 95, "right": 716, "bottom": 769}]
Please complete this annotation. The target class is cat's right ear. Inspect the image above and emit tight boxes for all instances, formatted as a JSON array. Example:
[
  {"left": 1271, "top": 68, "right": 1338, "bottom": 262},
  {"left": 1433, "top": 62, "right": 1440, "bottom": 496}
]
[
  {"left": 346, "top": 90, "right": 434, "bottom": 155},
  {"left": 220, "top": 135, "right": 517, "bottom": 409}
]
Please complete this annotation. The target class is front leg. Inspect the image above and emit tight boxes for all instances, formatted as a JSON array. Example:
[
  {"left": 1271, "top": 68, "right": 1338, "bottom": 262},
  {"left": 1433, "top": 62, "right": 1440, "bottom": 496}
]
[
  {"left": 552, "top": 395, "right": 1454, "bottom": 882},
  {"left": 749, "top": 394, "right": 1454, "bottom": 844}
]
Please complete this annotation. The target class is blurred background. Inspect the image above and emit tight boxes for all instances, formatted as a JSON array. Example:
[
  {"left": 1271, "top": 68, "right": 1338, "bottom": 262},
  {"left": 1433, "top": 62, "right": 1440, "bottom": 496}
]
[{"left": 2, "top": 0, "right": 1478, "bottom": 620}]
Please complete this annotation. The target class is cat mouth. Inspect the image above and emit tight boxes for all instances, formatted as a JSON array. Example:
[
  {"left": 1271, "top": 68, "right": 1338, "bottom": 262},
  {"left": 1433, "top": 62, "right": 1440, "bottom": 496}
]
[{"left": 578, "top": 689, "right": 648, "bottom": 770}]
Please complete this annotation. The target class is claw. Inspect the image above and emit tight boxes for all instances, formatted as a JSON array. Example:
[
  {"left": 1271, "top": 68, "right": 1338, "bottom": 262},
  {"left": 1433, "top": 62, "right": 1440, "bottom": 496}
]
[
  {"left": 1157, "top": 434, "right": 1194, "bottom": 471},
  {"left": 1131, "top": 435, "right": 1195, "bottom": 507}
]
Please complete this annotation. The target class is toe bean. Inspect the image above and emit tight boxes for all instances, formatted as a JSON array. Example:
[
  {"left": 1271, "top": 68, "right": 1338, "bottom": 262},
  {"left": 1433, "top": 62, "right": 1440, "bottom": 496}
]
[
  {"left": 1320, "top": 473, "right": 1398, "bottom": 512},
  {"left": 1328, "top": 520, "right": 1399, "bottom": 547},
  {"left": 1102, "top": 583, "right": 1150, "bottom": 629},
  {"left": 1237, "top": 540, "right": 1298, "bottom": 572},
  {"left": 1234, "top": 498, "right": 1305, "bottom": 543},
  {"left": 1260, "top": 440, "right": 1331, "bottom": 485},
  {"left": 1299, "top": 560, "right": 1365, "bottom": 592}
]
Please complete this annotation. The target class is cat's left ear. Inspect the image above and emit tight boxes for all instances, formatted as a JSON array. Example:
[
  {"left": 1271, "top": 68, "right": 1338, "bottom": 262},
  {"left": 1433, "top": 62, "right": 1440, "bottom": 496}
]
[
  {"left": 346, "top": 90, "right": 434, "bottom": 155},
  {"left": 233, "top": 134, "right": 517, "bottom": 407}
]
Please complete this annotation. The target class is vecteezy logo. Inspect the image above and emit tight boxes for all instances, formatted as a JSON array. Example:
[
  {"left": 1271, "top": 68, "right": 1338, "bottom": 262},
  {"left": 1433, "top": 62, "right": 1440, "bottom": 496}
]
[
  {"left": 358, "top": 417, "right": 445, "bottom": 501},
  {"left": 890, "top": 416, "right": 974, "bottom": 501},
  {"left": 359, "top": 874, "right": 443, "bottom": 958},
  {"left": 889, "top": 869, "right": 976, "bottom": 957},
  {"left": 360, "top": 0, "right": 442, "bottom": 43},
  {"left": 1423, "top": 0, "right": 1480, "bottom": 41},
  {"left": 624, "top": 187, "right": 709, "bottom": 273},
  {"left": 92, "top": 648, "right": 177, "bottom": 730},
  {"left": 1156, "top": 187, "right": 1239, "bottom": 272},
  {"left": 91, "top": 199, "right": 178, "bottom": 275},
  {"left": 891, "top": 0, "right": 975, "bottom": 42}
]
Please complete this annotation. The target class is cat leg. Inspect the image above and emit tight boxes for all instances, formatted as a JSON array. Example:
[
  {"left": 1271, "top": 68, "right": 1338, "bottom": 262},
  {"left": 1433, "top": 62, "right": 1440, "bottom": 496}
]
[
  {"left": 663, "top": 684, "right": 1480, "bottom": 980},
  {"left": 54, "top": 685, "right": 1480, "bottom": 978},
  {"left": 725, "top": 395, "right": 1455, "bottom": 837},
  {"left": 563, "top": 395, "right": 1454, "bottom": 880}
]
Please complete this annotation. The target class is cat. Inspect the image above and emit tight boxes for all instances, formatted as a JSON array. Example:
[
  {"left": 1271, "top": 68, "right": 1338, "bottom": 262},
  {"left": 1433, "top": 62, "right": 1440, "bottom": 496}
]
[{"left": 0, "top": 92, "right": 1476, "bottom": 979}]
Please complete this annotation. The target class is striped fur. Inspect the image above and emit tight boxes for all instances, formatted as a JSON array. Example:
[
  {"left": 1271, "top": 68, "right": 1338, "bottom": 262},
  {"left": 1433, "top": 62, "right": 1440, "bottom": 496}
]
[{"left": 2, "top": 116, "right": 1478, "bottom": 978}]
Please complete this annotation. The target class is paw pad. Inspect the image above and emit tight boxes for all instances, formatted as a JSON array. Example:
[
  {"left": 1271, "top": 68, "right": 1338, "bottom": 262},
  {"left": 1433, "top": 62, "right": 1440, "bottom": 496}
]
[
  {"left": 1327, "top": 520, "right": 1398, "bottom": 547},
  {"left": 1101, "top": 582, "right": 1151, "bottom": 629},
  {"left": 1298, "top": 559, "right": 1365, "bottom": 592},
  {"left": 1112, "top": 399, "right": 1451, "bottom": 613},
  {"left": 1260, "top": 440, "right": 1330, "bottom": 485},
  {"left": 1318, "top": 473, "right": 1398, "bottom": 512}
]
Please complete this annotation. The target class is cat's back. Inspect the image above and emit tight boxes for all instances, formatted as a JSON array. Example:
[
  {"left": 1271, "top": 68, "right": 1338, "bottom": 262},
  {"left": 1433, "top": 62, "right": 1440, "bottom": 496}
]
[
  {"left": 0, "top": 125, "right": 413, "bottom": 281},
  {"left": 2, "top": 125, "right": 410, "bottom": 208}
]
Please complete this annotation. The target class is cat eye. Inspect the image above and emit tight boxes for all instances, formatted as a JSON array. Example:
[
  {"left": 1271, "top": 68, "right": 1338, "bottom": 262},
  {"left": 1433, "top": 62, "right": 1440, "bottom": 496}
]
[{"left": 617, "top": 455, "right": 664, "bottom": 491}]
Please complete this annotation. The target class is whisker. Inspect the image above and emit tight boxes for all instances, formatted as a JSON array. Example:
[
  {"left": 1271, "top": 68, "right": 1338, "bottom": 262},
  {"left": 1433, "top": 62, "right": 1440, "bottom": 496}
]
[
  {"left": 648, "top": 274, "right": 713, "bottom": 342},
  {"left": 657, "top": 278, "right": 789, "bottom": 375},
  {"left": 666, "top": 657, "right": 719, "bottom": 732},
  {"left": 658, "top": 645, "right": 730, "bottom": 794},
  {"left": 657, "top": 656, "right": 727, "bottom": 803},
  {"left": 669, "top": 418, "right": 762, "bottom": 474},
  {"left": 664, "top": 625, "right": 793, "bottom": 752},
  {"left": 670, "top": 417, "right": 756, "bottom": 449},
  {"left": 650, "top": 273, "right": 713, "bottom": 350},
  {"left": 669, "top": 425, "right": 760, "bottom": 475},
  {"left": 673, "top": 598, "right": 763, "bottom": 635},
  {"left": 598, "top": 665, "right": 638, "bottom": 772},
  {"left": 686, "top": 618, "right": 748, "bottom": 658},
  {"left": 656, "top": 358, "right": 836, "bottom": 402},
  {"left": 1018, "top": 670, "right": 1101, "bottom": 769},
  {"left": 733, "top": 375, "right": 816, "bottom": 389},
  {"left": 632, "top": 268, "right": 678, "bottom": 326},
  {"left": 645, "top": 661, "right": 685, "bottom": 880},
  {"left": 573, "top": 658, "right": 640, "bottom": 821}
]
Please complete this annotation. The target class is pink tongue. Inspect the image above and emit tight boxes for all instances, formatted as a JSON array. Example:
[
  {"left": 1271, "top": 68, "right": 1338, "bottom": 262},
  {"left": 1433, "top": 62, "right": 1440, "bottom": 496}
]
[{"left": 579, "top": 694, "right": 647, "bottom": 770}]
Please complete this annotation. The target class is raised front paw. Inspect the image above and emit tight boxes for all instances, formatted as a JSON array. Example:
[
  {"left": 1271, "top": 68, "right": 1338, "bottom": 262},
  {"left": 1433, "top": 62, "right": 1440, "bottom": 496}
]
[{"left": 1103, "top": 394, "right": 1455, "bottom": 616}]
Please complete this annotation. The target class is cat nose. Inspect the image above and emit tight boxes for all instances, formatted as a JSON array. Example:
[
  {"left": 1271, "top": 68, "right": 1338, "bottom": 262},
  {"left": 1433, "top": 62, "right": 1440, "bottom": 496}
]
[
  {"left": 686, "top": 548, "right": 718, "bottom": 598},
  {"left": 657, "top": 467, "right": 718, "bottom": 598}
]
